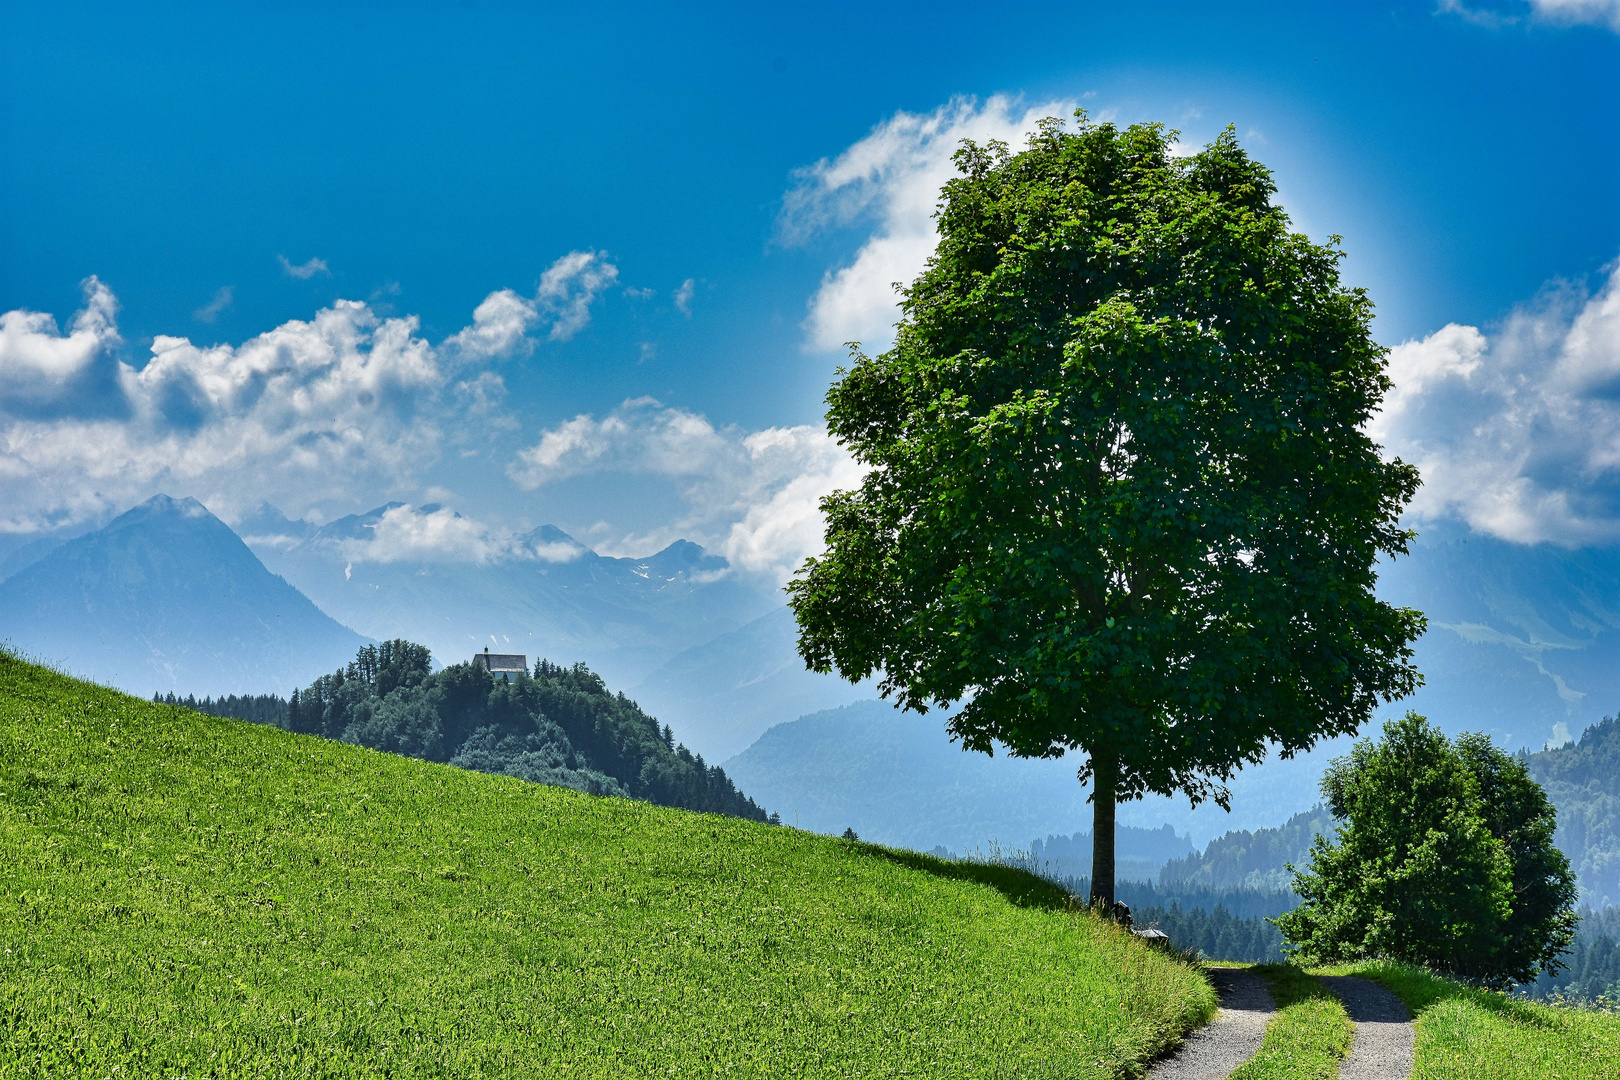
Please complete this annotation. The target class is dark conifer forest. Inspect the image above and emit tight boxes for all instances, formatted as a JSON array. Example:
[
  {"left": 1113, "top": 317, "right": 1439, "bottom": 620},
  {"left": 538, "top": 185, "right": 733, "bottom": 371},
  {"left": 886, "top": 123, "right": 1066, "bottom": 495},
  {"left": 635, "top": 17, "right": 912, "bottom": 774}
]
[
  {"left": 161, "top": 640, "right": 768, "bottom": 821},
  {"left": 157, "top": 692, "right": 290, "bottom": 727}
]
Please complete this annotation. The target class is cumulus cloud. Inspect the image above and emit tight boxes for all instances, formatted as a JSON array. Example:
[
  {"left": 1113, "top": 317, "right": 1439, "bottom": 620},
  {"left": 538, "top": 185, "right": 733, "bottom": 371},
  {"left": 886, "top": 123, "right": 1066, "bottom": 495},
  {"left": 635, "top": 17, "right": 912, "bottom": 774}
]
[
  {"left": 0, "top": 261, "right": 601, "bottom": 535},
  {"left": 340, "top": 504, "right": 519, "bottom": 565},
  {"left": 673, "top": 278, "right": 695, "bottom": 316},
  {"left": 440, "top": 251, "right": 619, "bottom": 360},
  {"left": 780, "top": 95, "right": 1073, "bottom": 353},
  {"left": 537, "top": 250, "right": 619, "bottom": 341},
  {"left": 1372, "top": 261, "right": 1620, "bottom": 544},
  {"left": 319, "top": 503, "right": 588, "bottom": 566},
  {"left": 0, "top": 297, "right": 446, "bottom": 533},
  {"left": 441, "top": 287, "right": 540, "bottom": 362},
  {"left": 0, "top": 277, "right": 121, "bottom": 412},
  {"left": 509, "top": 398, "right": 864, "bottom": 580},
  {"left": 279, "top": 255, "right": 331, "bottom": 279}
]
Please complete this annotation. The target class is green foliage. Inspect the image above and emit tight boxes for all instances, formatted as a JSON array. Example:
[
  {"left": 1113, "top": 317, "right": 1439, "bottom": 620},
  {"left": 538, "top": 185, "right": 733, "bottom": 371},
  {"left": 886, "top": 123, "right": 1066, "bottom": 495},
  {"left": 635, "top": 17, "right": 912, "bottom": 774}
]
[
  {"left": 1278, "top": 714, "right": 1578, "bottom": 987},
  {"left": 788, "top": 112, "right": 1423, "bottom": 903},
  {"left": 287, "top": 641, "right": 766, "bottom": 821},
  {"left": 0, "top": 651, "right": 1217, "bottom": 1077},
  {"left": 1336, "top": 960, "right": 1620, "bottom": 1080},
  {"left": 1526, "top": 714, "right": 1620, "bottom": 907},
  {"left": 1227, "top": 965, "right": 1352, "bottom": 1080}
]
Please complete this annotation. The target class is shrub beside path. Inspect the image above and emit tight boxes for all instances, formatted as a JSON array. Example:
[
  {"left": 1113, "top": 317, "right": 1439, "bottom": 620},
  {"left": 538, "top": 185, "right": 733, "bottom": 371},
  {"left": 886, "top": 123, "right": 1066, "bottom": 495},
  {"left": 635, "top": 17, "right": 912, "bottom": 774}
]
[
  {"left": 1148, "top": 967, "right": 1276, "bottom": 1079},
  {"left": 1318, "top": 975, "right": 1415, "bottom": 1080}
]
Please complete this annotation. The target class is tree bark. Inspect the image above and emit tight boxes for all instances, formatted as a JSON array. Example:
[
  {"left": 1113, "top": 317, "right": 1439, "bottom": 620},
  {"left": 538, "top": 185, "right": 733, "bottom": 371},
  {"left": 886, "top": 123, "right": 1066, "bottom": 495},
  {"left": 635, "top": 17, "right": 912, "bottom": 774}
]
[{"left": 1089, "top": 747, "right": 1117, "bottom": 909}]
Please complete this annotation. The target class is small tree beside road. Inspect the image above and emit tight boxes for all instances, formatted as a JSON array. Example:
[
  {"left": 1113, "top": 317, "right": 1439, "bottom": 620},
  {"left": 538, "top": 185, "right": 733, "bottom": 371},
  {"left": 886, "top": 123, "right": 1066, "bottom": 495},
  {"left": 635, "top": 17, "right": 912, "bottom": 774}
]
[
  {"left": 1278, "top": 713, "right": 1577, "bottom": 987},
  {"left": 788, "top": 114, "right": 1425, "bottom": 907}
]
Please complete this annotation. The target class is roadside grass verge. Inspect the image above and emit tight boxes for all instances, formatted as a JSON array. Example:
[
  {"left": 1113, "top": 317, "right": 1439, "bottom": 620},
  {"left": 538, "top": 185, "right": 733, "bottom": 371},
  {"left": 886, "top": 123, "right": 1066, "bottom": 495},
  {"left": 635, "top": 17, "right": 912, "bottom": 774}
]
[
  {"left": 1223, "top": 964, "right": 1351, "bottom": 1080},
  {"left": 1332, "top": 960, "right": 1620, "bottom": 1080},
  {"left": 0, "top": 653, "right": 1215, "bottom": 1078}
]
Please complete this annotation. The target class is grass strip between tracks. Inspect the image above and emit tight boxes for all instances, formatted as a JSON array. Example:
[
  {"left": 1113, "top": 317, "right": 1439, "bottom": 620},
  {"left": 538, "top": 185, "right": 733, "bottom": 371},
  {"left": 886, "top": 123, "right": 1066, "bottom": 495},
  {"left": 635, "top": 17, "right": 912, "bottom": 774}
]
[{"left": 1223, "top": 964, "right": 1351, "bottom": 1080}]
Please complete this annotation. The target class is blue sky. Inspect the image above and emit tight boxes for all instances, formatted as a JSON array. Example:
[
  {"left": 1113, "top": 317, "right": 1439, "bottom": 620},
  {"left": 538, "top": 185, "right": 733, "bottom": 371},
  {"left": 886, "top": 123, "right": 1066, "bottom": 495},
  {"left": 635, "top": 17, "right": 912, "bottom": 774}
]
[{"left": 2, "top": 0, "right": 1617, "bottom": 574}]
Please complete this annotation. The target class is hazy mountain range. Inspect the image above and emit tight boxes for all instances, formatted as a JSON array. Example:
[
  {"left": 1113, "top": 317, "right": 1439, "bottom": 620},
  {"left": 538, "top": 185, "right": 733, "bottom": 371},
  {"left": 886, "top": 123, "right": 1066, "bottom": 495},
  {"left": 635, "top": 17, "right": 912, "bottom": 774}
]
[
  {"left": 1388, "top": 524, "right": 1620, "bottom": 752},
  {"left": 0, "top": 496, "right": 365, "bottom": 697},
  {"left": 6, "top": 494, "right": 1620, "bottom": 867},
  {"left": 243, "top": 502, "right": 779, "bottom": 693},
  {"left": 720, "top": 697, "right": 1353, "bottom": 849},
  {"left": 631, "top": 606, "right": 876, "bottom": 761}
]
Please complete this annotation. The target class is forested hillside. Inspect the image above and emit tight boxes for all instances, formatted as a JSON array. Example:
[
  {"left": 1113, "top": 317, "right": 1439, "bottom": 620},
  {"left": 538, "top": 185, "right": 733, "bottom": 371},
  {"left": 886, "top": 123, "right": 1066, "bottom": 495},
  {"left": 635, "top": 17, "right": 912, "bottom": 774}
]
[
  {"left": 156, "top": 692, "right": 289, "bottom": 727},
  {"left": 249, "top": 505, "right": 776, "bottom": 692},
  {"left": 1526, "top": 715, "right": 1620, "bottom": 907},
  {"left": 1158, "top": 806, "right": 1336, "bottom": 891},
  {"left": 1526, "top": 906, "right": 1620, "bottom": 1003},
  {"left": 1028, "top": 825, "right": 1194, "bottom": 885},
  {"left": 180, "top": 640, "right": 769, "bottom": 821}
]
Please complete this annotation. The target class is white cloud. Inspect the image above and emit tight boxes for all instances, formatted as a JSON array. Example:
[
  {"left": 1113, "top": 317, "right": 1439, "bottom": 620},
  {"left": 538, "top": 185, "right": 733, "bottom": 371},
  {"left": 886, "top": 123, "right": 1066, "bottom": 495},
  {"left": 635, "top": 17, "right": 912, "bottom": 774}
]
[
  {"left": 320, "top": 503, "right": 587, "bottom": 566},
  {"left": 0, "top": 298, "right": 447, "bottom": 534},
  {"left": 1372, "top": 260, "right": 1620, "bottom": 544},
  {"left": 509, "top": 398, "right": 864, "bottom": 580},
  {"left": 340, "top": 504, "right": 520, "bottom": 565},
  {"left": 279, "top": 255, "right": 331, "bottom": 279},
  {"left": 781, "top": 95, "right": 1074, "bottom": 353},
  {"left": 1440, "top": 0, "right": 1620, "bottom": 29},
  {"left": 537, "top": 250, "right": 619, "bottom": 341},
  {"left": 0, "top": 276, "right": 120, "bottom": 409},
  {"left": 440, "top": 251, "right": 619, "bottom": 360},
  {"left": 0, "top": 262, "right": 602, "bottom": 535},
  {"left": 1438, "top": 0, "right": 1523, "bottom": 27},
  {"left": 441, "top": 288, "right": 539, "bottom": 361},
  {"left": 673, "top": 278, "right": 695, "bottom": 316},
  {"left": 193, "top": 286, "right": 234, "bottom": 324},
  {"left": 1530, "top": 0, "right": 1620, "bottom": 29}
]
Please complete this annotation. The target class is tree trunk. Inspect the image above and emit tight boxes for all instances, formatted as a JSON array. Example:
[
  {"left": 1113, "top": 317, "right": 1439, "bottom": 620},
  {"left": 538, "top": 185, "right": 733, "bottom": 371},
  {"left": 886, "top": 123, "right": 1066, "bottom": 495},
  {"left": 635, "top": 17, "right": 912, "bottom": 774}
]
[{"left": 1089, "top": 747, "right": 1117, "bottom": 909}]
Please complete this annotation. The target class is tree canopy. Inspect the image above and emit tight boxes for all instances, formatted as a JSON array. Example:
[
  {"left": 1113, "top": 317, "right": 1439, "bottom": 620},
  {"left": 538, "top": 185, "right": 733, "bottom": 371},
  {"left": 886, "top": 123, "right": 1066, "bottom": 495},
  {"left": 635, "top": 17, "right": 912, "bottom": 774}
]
[
  {"left": 788, "top": 114, "right": 1424, "bottom": 904},
  {"left": 1278, "top": 713, "right": 1577, "bottom": 987}
]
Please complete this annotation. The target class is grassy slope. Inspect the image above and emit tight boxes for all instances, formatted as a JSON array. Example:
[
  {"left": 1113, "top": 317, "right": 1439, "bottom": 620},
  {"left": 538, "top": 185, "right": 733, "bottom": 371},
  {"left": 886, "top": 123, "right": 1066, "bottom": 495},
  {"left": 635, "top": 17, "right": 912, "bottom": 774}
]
[
  {"left": 1336, "top": 961, "right": 1620, "bottom": 1080},
  {"left": 0, "top": 655, "right": 1214, "bottom": 1079}
]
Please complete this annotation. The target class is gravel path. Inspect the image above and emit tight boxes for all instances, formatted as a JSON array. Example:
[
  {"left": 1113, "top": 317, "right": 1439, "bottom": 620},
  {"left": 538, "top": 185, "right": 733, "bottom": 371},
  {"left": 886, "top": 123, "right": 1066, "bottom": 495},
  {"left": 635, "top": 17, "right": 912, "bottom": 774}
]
[
  {"left": 1147, "top": 967, "right": 1276, "bottom": 1080},
  {"left": 1318, "top": 975, "right": 1415, "bottom": 1080}
]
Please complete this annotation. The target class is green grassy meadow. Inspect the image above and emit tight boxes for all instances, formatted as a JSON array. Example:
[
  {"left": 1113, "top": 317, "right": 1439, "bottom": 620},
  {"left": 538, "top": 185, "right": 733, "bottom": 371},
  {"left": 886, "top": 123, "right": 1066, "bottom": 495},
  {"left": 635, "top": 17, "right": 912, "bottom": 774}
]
[
  {"left": 0, "top": 653, "right": 1215, "bottom": 1078},
  {"left": 1335, "top": 960, "right": 1620, "bottom": 1080}
]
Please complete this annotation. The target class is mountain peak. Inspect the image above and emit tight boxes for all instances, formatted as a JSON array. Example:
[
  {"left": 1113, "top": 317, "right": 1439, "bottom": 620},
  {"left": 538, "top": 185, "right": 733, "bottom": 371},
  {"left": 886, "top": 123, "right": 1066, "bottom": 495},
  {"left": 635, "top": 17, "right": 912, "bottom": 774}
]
[
  {"left": 126, "top": 493, "right": 209, "bottom": 519},
  {"left": 311, "top": 503, "right": 408, "bottom": 542},
  {"left": 236, "top": 502, "right": 313, "bottom": 542},
  {"left": 104, "top": 494, "right": 230, "bottom": 539},
  {"left": 640, "top": 539, "right": 727, "bottom": 578},
  {"left": 0, "top": 495, "right": 365, "bottom": 695},
  {"left": 527, "top": 524, "right": 579, "bottom": 546}
]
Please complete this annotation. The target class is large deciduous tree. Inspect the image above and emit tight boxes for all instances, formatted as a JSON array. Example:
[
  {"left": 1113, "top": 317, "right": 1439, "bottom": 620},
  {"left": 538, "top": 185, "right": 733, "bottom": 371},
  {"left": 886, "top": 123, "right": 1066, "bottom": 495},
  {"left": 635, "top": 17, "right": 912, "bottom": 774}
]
[{"left": 788, "top": 115, "right": 1425, "bottom": 906}]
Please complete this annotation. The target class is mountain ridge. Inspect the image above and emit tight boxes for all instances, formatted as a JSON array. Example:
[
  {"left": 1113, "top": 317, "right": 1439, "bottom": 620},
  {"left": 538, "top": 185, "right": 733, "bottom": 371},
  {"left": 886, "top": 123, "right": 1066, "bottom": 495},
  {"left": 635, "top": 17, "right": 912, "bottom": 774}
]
[
  {"left": 0, "top": 494, "right": 366, "bottom": 696},
  {"left": 249, "top": 503, "right": 776, "bottom": 692}
]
